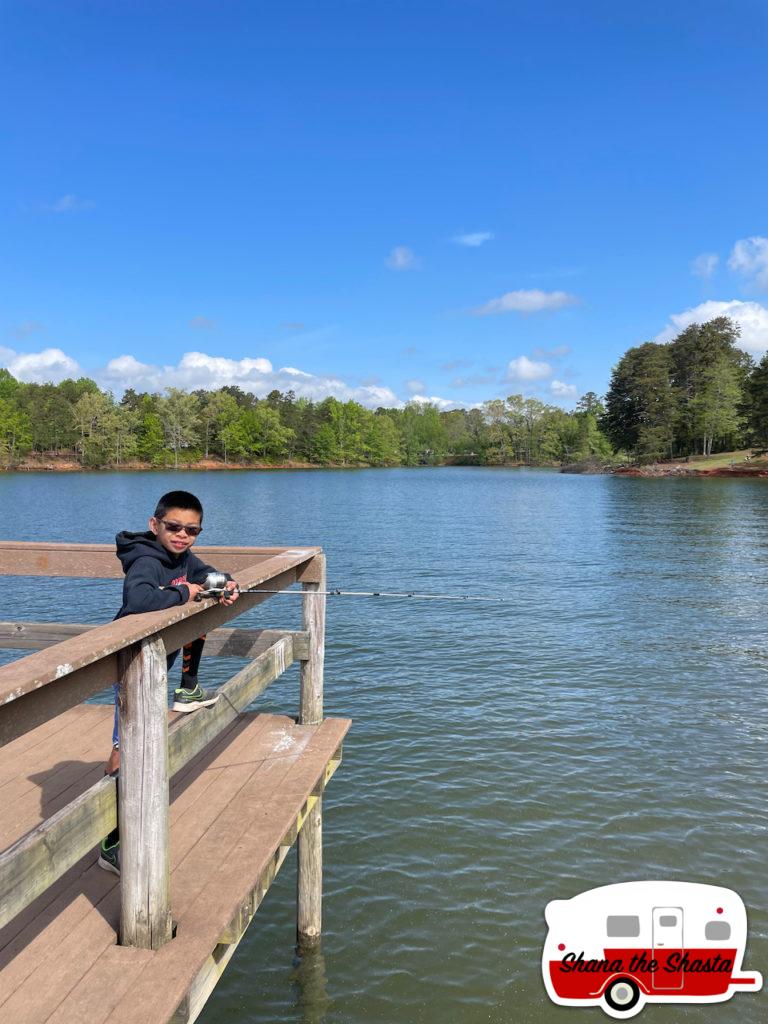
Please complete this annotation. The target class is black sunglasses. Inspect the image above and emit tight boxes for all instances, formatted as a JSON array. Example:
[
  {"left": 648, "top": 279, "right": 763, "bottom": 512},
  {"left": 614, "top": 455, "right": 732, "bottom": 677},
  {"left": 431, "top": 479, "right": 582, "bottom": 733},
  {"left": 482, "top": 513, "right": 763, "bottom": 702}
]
[{"left": 159, "top": 519, "right": 203, "bottom": 537}]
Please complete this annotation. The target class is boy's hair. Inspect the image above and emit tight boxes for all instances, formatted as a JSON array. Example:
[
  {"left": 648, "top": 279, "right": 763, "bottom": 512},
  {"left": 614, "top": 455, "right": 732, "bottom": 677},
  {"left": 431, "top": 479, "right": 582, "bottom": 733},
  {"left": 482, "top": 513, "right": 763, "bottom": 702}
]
[{"left": 154, "top": 490, "right": 204, "bottom": 521}]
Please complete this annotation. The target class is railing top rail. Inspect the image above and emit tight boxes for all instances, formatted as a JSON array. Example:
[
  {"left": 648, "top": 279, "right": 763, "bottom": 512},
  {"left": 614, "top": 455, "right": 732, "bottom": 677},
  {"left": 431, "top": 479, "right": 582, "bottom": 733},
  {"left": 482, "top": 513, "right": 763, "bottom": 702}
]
[
  {"left": 0, "top": 546, "right": 321, "bottom": 727},
  {"left": 0, "top": 541, "right": 307, "bottom": 578}
]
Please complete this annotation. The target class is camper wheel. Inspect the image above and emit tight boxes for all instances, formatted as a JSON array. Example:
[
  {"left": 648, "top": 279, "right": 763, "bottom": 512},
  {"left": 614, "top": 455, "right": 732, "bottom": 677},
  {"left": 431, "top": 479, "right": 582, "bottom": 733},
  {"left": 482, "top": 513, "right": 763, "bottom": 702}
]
[{"left": 604, "top": 978, "right": 641, "bottom": 1013}]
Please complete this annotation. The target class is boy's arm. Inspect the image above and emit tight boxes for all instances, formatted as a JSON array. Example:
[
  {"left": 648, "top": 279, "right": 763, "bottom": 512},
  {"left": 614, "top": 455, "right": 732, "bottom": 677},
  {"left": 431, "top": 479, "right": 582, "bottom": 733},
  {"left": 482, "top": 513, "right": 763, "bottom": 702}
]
[{"left": 122, "top": 556, "right": 191, "bottom": 613}]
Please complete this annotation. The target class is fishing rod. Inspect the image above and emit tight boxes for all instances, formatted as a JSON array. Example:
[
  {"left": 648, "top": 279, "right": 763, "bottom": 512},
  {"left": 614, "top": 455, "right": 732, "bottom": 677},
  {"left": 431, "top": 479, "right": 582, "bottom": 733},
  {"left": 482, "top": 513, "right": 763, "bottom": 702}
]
[
  {"left": 197, "top": 572, "right": 507, "bottom": 603},
  {"left": 244, "top": 587, "right": 507, "bottom": 602}
]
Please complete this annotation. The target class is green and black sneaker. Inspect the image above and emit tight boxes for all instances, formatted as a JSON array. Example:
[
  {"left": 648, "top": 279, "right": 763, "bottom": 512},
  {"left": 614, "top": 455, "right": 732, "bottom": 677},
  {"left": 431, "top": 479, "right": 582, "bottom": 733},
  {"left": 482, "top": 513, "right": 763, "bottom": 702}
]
[
  {"left": 98, "top": 838, "right": 120, "bottom": 875},
  {"left": 172, "top": 683, "right": 220, "bottom": 713}
]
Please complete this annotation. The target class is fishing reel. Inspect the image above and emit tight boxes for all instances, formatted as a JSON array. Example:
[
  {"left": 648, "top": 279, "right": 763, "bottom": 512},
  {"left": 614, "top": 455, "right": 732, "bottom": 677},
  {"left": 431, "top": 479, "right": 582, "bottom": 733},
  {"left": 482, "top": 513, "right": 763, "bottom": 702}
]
[{"left": 195, "top": 571, "right": 239, "bottom": 601}]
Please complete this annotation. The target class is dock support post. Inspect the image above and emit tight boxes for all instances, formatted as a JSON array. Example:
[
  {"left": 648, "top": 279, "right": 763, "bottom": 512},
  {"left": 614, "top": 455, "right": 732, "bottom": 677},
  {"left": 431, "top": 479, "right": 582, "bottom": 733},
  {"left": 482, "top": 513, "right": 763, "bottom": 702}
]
[
  {"left": 297, "top": 553, "right": 325, "bottom": 950},
  {"left": 118, "top": 635, "right": 172, "bottom": 950}
]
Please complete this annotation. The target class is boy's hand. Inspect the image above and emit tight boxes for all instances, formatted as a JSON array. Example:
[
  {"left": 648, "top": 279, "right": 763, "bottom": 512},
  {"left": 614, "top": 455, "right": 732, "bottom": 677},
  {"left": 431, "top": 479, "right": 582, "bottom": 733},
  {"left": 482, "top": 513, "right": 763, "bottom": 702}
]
[
  {"left": 186, "top": 582, "right": 205, "bottom": 602},
  {"left": 220, "top": 581, "right": 239, "bottom": 606}
]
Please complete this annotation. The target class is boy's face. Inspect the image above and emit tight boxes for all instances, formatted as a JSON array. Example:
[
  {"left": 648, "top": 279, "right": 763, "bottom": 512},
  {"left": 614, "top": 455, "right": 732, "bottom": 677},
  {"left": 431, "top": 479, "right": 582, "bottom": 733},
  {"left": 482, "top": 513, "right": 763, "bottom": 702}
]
[{"left": 149, "top": 507, "right": 202, "bottom": 556}]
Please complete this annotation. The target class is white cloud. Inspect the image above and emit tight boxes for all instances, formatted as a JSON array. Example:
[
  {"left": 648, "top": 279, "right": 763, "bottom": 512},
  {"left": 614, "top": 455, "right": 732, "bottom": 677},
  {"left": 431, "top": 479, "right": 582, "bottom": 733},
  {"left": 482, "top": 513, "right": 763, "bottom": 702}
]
[
  {"left": 0, "top": 346, "right": 80, "bottom": 382},
  {"left": 453, "top": 231, "right": 494, "bottom": 247},
  {"left": 405, "top": 379, "right": 426, "bottom": 394},
  {"left": 655, "top": 299, "right": 768, "bottom": 356},
  {"left": 51, "top": 194, "right": 94, "bottom": 213},
  {"left": 691, "top": 252, "right": 719, "bottom": 280},
  {"left": 103, "top": 351, "right": 273, "bottom": 392},
  {"left": 473, "top": 289, "right": 578, "bottom": 316},
  {"left": 409, "top": 394, "right": 458, "bottom": 411},
  {"left": 728, "top": 237, "right": 768, "bottom": 290},
  {"left": 507, "top": 355, "right": 552, "bottom": 381},
  {"left": 101, "top": 350, "right": 400, "bottom": 408},
  {"left": 0, "top": 344, "right": 473, "bottom": 410},
  {"left": 281, "top": 366, "right": 313, "bottom": 378},
  {"left": 550, "top": 380, "right": 578, "bottom": 399},
  {"left": 386, "top": 246, "right": 419, "bottom": 271}
]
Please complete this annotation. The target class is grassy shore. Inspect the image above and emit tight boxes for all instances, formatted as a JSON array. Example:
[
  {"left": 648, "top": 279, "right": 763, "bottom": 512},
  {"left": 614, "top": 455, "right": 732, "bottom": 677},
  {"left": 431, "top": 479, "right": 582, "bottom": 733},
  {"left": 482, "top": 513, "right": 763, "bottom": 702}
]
[{"left": 614, "top": 450, "right": 768, "bottom": 477}]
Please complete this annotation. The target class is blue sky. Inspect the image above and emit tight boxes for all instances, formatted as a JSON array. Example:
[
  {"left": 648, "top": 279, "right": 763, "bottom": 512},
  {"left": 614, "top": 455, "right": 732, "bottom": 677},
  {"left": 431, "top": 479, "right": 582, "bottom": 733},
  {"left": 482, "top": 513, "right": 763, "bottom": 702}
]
[{"left": 2, "top": 0, "right": 767, "bottom": 409}]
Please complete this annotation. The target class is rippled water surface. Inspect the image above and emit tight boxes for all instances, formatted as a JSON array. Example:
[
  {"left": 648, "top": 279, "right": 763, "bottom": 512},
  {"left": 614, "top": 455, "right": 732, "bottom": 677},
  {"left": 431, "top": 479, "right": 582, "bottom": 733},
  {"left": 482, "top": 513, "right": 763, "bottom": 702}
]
[{"left": 1, "top": 468, "right": 766, "bottom": 1023}]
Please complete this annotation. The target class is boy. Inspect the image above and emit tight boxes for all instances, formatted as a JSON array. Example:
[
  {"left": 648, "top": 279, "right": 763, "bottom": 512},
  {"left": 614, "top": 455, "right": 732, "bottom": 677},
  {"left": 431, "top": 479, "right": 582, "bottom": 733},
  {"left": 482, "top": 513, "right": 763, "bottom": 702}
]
[{"left": 98, "top": 489, "right": 239, "bottom": 873}]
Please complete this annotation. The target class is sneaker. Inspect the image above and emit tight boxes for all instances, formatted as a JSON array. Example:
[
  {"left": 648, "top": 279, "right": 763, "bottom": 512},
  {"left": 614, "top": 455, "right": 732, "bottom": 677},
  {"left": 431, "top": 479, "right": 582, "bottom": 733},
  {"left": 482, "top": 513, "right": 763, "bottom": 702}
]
[
  {"left": 98, "top": 838, "right": 120, "bottom": 875},
  {"left": 172, "top": 683, "right": 220, "bottom": 713}
]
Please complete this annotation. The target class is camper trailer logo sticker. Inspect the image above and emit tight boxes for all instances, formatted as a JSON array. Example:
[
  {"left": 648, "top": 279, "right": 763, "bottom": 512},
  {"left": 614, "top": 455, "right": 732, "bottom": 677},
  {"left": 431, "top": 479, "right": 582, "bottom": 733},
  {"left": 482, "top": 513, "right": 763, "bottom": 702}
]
[{"left": 543, "top": 881, "right": 762, "bottom": 1018}]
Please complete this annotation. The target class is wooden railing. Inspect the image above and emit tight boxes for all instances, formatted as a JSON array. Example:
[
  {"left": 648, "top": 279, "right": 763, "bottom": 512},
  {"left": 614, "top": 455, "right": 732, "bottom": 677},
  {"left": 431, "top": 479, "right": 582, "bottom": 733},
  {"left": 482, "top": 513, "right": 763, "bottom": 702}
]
[{"left": 0, "top": 543, "right": 326, "bottom": 950}]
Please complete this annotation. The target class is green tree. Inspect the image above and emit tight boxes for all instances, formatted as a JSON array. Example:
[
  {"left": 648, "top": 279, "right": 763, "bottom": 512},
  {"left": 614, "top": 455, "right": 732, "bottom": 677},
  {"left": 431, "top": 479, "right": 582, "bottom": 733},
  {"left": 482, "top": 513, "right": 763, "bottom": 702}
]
[
  {"left": 364, "top": 413, "right": 402, "bottom": 465},
  {"left": 745, "top": 352, "right": 768, "bottom": 447},
  {"left": 604, "top": 343, "right": 677, "bottom": 460},
  {"left": 112, "top": 404, "right": 139, "bottom": 464},
  {"left": 0, "top": 369, "right": 20, "bottom": 402},
  {"left": 220, "top": 405, "right": 295, "bottom": 461},
  {"left": 482, "top": 399, "right": 514, "bottom": 464},
  {"left": 669, "top": 317, "right": 750, "bottom": 454},
  {"left": 310, "top": 421, "right": 340, "bottom": 463},
  {"left": 158, "top": 389, "right": 201, "bottom": 468},
  {"left": 206, "top": 391, "right": 240, "bottom": 461},
  {"left": 0, "top": 399, "right": 32, "bottom": 465},
  {"left": 314, "top": 399, "right": 371, "bottom": 464},
  {"left": 136, "top": 412, "right": 166, "bottom": 463},
  {"left": 72, "top": 391, "right": 117, "bottom": 466}
]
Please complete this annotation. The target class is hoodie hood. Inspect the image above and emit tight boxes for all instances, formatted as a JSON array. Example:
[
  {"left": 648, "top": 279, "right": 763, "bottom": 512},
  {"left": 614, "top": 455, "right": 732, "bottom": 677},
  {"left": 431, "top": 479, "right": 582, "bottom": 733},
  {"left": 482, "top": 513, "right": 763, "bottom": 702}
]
[{"left": 115, "top": 530, "right": 182, "bottom": 571}]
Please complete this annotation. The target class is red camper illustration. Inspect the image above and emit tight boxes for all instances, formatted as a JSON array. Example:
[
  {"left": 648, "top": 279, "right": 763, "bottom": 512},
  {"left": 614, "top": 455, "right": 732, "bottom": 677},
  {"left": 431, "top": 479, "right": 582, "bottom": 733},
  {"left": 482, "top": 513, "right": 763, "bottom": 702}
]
[{"left": 543, "top": 881, "right": 762, "bottom": 1018}]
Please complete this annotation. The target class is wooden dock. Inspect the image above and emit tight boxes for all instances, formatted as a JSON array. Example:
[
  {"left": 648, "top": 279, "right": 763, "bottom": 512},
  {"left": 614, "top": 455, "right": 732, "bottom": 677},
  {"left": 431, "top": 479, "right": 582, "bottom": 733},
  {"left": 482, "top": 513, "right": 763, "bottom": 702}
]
[{"left": 0, "top": 543, "right": 350, "bottom": 1024}]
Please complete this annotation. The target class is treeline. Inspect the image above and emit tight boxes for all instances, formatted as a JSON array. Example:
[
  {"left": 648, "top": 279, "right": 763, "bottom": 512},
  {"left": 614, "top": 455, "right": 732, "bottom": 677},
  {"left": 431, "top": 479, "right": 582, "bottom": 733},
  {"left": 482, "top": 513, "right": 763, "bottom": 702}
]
[
  {"left": 0, "top": 314, "right": 765, "bottom": 469},
  {"left": 0, "top": 369, "right": 611, "bottom": 469},
  {"left": 603, "top": 316, "right": 768, "bottom": 460}
]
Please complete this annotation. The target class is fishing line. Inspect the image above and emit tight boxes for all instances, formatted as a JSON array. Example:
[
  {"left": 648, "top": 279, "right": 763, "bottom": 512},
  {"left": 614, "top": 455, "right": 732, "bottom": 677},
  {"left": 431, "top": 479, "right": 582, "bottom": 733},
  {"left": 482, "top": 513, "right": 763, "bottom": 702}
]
[
  {"left": 198, "top": 572, "right": 509, "bottom": 604},
  {"left": 236, "top": 587, "right": 508, "bottom": 603}
]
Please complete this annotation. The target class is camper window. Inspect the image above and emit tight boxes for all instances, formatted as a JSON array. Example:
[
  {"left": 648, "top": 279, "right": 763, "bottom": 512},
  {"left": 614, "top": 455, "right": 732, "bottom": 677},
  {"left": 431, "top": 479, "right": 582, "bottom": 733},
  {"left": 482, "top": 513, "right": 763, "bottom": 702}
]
[
  {"left": 705, "top": 921, "right": 731, "bottom": 941},
  {"left": 659, "top": 915, "right": 678, "bottom": 927},
  {"left": 606, "top": 916, "right": 640, "bottom": 937}
]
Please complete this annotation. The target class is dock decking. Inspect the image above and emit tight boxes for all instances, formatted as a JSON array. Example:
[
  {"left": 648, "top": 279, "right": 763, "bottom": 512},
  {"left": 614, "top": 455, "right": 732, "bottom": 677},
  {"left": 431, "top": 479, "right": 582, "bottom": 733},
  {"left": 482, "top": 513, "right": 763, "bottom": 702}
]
[
  {"left": 0, "top": 705, "right": 349, "bottom": 1024},
  {"left": 0, "top": 543, "right": 349, "bottom": 1024}
]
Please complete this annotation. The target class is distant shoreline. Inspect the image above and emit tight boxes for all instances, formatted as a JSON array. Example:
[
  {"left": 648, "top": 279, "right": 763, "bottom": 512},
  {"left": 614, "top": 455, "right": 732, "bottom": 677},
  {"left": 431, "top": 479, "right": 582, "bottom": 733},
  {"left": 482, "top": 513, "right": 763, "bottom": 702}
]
[{"left": 2, "top": 454, "right": 767, "bottom": 478}]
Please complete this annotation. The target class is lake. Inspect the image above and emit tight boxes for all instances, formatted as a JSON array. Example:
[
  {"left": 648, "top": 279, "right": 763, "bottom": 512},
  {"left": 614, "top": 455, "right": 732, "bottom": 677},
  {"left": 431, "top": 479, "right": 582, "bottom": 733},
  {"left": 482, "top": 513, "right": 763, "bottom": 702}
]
[{"left": 0, "top": 467, "right": 766, "bottom": 1023}]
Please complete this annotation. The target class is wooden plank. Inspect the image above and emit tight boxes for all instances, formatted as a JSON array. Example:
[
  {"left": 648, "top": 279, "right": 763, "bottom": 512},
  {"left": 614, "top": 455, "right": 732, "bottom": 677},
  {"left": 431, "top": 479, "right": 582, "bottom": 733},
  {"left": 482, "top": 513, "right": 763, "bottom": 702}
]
[
  {"left": 0, "top": 554, "right": 303, "bottom": 706},
  {"left": 0, "top": 776, "right": 115, "bottom": 932},
  {"left": 45, "top": 945, "right": 155, "bottom": 1024},
  {"left": 174, "top": 844, "right": 295, "bottom": 1024},
  {"left": 299, "top": 554, "right": 325, "bottom": 726},
  {"left": 108, "top": 718, "right": 351, "bottom": 1024},
  {"left": 0, "top": 542, "right": 319, "bottom": 578},
  {"left": 0, "top": 883, "right": 122, "bottom": 1024},
  {"left": 0, "top": 638, "right": 293, "bottom": 934},
  {"left": 0, "top": 703, "right": 105, "bottom": 791},
  {"left": 298, "top": 553, "right": 325, "bottom": 948},
  {"left": 0, "top": 622, "right": 310, "bottom": 660},
  {"left": 118, "top": 636, "right": 172, "bottom": 950},
  {"left": 0, "top": 741, "right": 107, "bottom": 847},
  {"left": 167, "top": 635, "right": 294, "bottom": 777},
  {"left": 0, "top": 657, "right": 119, "bottom": 749},
  {"left": 0, "top": 701, "right": 95, "bottom": 759},
  {"left": 0, "top": 861, "right": 118, "bottom": 1005},
  {"left": 172, "top": 721, "right": 347, "bottom": 931},
  {"left": 0, "top": 550, "right": 314, "bottom": 745},
  {"left": 0, "top": 715, "right": 350, "bottom": 1024}
]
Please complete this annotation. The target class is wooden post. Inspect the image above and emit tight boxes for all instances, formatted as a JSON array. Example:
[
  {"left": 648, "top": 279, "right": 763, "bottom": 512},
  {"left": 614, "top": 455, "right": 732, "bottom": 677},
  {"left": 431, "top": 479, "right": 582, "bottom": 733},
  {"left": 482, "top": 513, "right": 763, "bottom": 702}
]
[
  {"left": 297, "top": 554, "right": 325, "bottom": 949},
  {"left": 117, "top": 635, "right": 172, "bottom": 950}
]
